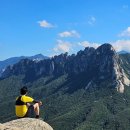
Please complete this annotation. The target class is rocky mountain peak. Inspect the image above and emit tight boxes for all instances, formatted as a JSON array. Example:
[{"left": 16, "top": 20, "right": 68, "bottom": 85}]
[
  {"left": 1, "top": 43, "right": 130, "bottom": 93},
  {"left": 89, "top": 43, "right": 130, "bottom": 93},
  {"left": 96, "top": 43, "right": 116, "bottom": 54}
]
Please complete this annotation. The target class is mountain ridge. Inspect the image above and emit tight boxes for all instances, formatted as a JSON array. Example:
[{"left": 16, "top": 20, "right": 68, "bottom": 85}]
[
  {"left": 1, "top": 43, "right": 130, "bottom": 130},
  {"left": 2, "top": 43, "right": 130, "bottom": 92},
  {"left": 0, "top": 54, "right": 48, "bottom": 77}
]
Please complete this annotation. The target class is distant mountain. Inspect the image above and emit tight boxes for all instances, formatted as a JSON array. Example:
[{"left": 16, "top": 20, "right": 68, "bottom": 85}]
[
  {"left": 118, "top": 50, "right": 130, "bottom": 54},
  {"left": 28, "top": 54, "right": 49, "bottom": 61},
  {"left": 1, "top": 44, "right": 130, "bottom": 130},
  {"left": 0, "top": 54, "right": 48, "bottom": 76}
]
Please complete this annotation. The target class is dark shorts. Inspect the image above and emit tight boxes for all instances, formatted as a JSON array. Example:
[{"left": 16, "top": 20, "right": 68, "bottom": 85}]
[{"left": 24, "top": 105, "right": 35, "bottom": 118}]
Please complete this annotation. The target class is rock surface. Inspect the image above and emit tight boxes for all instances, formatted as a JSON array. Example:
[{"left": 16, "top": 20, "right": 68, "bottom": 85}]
[
  {"left": 0, "top": 118, "right": 53, "bottom": 130},
  {"left": 0, "top": 123, "right": 21, "bottom": 130},
  {"left": 1, "top": 43, "right": 130, "bottom": 93}
]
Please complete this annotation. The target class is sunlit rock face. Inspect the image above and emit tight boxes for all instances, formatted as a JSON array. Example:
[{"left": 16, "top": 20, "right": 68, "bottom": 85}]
[
  {"left": 1, "top": 43, "right": 130, "bottom": 93},
  {"left": 2, "top": 118, "right": 53, "bottom": 130}
]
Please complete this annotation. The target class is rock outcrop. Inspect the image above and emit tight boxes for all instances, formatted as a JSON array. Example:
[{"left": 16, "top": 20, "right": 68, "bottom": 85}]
[
  {"left": 0, "top": 118, "right": 53, "bottom": 130},
  {"left": 0, "top": 123, "right": 21, "bottom": 130},
  {"left": 1, "top": 43, "right": 130, "bottom": 93}
]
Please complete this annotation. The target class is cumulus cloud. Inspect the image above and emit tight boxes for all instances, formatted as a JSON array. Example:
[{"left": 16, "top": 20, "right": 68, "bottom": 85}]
[
  {"left": 78, "top": 41, "right": 101, "bottom": 48},
  {"left": 88, "top": 16, "right": 96, "bottom": 25},
  {"left": 119, "top": 27, "right": 130, "bottom": 37},
  {"left": 78, "top": 40, "right": 130, "bottom": 52},
  {"left": 51, "top": 39, "right": 130, "bottom": 57},
  {"left": 53, "top": 40, "right": 72, "bottom": 52},
  {"left": 37, "top": 20, "right": 54, "bottom": 28},
  {"left": 49, "top": 53, "right": 59, "bottom": 57},
  {"left": 111, "top": 40, "right": 130, "bottom": 52},
  {"left": 59, "top": 30, "right": 80, "bottom": 38}
]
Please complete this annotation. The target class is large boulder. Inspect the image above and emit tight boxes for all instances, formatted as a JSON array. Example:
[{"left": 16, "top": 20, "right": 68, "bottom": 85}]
[
  {"left": 0, "top": 123, "right": 21, "bottom": 130},
  {"left": 0, "top": 118, "right": 53, "bottom": 130}
]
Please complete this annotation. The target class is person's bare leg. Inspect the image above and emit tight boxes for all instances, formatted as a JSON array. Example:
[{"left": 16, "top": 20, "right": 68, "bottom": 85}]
[{"left": 33, "top": 103, "right": 40, "bottom": 117}]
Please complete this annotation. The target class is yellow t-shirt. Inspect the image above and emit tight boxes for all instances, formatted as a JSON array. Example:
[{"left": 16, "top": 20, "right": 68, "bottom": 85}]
[{"left": 15, "top": 95, "right": 34, "bottom": 117}]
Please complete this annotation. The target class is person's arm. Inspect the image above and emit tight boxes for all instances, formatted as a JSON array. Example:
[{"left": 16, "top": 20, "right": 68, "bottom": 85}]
[
  {"left": 22, "top": 95, "right": 42, "bottom": 105},
  {"left": 33, "top": 100, "right": 39, "bottom": 103},
  {"left": 33, "top": 100, "right": 42, "bottom": 106},
  {"left": 21, "top": 95, "right": 34, "bottom": 103}
]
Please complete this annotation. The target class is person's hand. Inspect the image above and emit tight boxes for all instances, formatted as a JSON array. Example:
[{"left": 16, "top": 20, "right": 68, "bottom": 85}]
[{"left": 38, "top": 101, "right": 42, "bottom": 106}]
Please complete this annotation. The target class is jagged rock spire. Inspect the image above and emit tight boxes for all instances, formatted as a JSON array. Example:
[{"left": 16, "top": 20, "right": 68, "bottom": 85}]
[{"left": 1, "top": 43, "right": 130, "bottom": 93}]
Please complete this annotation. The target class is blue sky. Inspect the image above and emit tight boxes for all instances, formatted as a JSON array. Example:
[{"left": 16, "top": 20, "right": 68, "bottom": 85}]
[{"left": 1, "top": 0, "right": 130, "bottom": 60}]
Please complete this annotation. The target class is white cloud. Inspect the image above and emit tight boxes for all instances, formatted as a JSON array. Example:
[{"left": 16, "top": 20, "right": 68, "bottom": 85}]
[
  {"left": 111, "top": 40, "right": 130, "bottom": 52},
  {"left": 37, "top": 20, "right": 54, "bottom": 28},
  {"left": 119, "top": 27, "right": 130, "bottom": 37},
  {"left": 88, "top": 16, "right": 96, "bottom": 25},
  {"left": 78, "top": 41, "right": 101, "bottom": 48},
  {"left": 53, "top": 40, "right": 72, "bottom": 52},
  {"left": 49, "top": 53, "right": 59, "bottom": 57},
  {"left": 78, "top": 40, "right": 130, "bottom": 52},
  {"left": 51, "top": 39, "right": 130, "bottom": 57},
  {"left": 59, "top": 30, "right": 80, "bottom": 38}
]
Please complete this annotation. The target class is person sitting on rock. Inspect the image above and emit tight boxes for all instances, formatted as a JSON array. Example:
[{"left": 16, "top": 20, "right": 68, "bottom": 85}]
[{"left": 15, "top": 86, "right": 42, "bottom": 119}]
